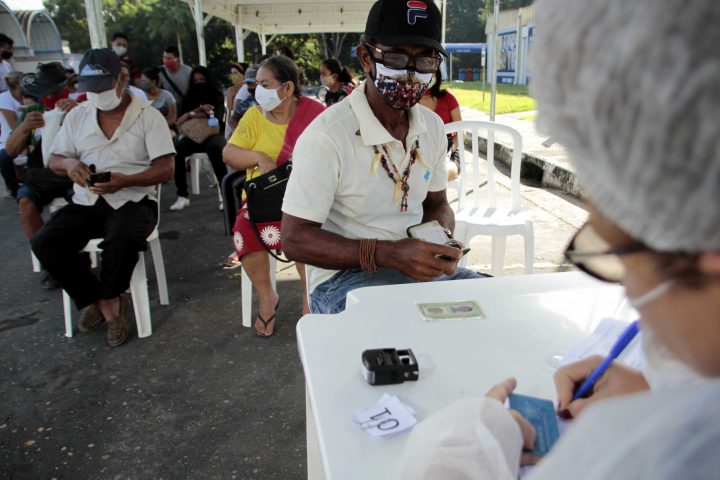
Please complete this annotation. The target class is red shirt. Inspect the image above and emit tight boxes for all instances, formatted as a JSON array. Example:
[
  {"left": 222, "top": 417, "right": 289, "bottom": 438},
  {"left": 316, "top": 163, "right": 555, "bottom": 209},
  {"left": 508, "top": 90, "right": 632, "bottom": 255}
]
[{"left": 432, "top": 91, "right": 460, "bottom": 124}]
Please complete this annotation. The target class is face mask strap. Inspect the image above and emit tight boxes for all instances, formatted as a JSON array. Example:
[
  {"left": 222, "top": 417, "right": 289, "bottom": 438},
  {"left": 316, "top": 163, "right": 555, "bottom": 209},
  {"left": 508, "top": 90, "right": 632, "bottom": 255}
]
[{"left": 629, "top": 280, "right": 675, "bottom": 310}]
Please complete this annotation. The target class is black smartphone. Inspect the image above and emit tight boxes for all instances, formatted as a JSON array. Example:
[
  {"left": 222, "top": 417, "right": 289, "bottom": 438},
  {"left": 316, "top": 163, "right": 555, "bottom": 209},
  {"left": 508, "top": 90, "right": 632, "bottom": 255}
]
[{"left": 88, "top": 171, "right": 111, "bottom": 186}]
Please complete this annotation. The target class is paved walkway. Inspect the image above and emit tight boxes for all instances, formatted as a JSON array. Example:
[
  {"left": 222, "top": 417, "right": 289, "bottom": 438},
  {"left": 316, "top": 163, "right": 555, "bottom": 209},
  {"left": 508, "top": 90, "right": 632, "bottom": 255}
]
[{"left": 460, "top": 107, "right": 583, "bottom": 198}]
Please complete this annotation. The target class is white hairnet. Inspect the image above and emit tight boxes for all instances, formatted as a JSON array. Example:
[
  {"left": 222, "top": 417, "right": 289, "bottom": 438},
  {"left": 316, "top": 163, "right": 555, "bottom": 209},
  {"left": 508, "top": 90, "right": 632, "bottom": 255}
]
[{"left": 529, "top": 0, "right": 720, "bottom": 252}]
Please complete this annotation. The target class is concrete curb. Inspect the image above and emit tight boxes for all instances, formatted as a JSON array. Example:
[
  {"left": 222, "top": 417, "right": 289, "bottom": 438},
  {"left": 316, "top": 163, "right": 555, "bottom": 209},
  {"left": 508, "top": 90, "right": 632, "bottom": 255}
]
[{"left": 461, "top": 132, "right": 584, "bottom": 199}]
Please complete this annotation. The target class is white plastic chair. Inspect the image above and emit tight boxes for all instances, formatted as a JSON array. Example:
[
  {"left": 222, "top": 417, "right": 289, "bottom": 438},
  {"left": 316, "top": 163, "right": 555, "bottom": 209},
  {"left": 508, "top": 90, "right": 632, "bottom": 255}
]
[
  {"left": 61, "top": 186, "right": 169, "bottom": 338},
  {"left": 240, "top": 257, "right": 277, "bottom": 328},
  {"left": 445, "top": 120, "right": 534, "bottom": 275},
  {"left": 188, "top": 153, "right": 223, "bottom": 206}
]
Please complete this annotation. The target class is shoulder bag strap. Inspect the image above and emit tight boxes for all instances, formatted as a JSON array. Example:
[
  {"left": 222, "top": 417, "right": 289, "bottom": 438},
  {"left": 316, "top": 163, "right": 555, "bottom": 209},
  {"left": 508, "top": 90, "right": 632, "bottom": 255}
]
[
  {"left": 159, "top": 67, "right": 184, "bottom": 98},
  {"left": 245, "top": 185, "right": 292, "bottom": 263}
]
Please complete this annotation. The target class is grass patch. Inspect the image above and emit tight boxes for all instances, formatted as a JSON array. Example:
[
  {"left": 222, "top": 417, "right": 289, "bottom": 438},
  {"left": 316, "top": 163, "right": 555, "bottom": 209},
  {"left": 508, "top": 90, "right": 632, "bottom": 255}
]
[{"left": 447, "top": 81, "right": 537, "bottom": 115}]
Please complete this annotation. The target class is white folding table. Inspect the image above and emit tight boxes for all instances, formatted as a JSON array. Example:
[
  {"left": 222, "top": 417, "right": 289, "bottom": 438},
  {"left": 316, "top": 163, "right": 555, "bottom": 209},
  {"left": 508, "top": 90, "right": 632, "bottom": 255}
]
[{"left": 297, "top": 272, "right": 635, "bottom": 480}]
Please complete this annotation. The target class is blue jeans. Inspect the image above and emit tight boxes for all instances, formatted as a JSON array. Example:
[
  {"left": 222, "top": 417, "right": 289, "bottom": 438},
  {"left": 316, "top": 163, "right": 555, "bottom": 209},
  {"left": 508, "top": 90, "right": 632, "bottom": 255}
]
[{"left": 310, "top": 267, "right": 486, "bottom": 314}]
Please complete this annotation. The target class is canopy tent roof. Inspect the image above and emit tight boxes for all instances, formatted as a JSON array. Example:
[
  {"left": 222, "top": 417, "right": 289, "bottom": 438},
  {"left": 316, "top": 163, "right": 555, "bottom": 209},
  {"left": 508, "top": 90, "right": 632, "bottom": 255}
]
[
  {"left": 15, "top": 10, "right": 63, "bottom": 55},
  {"left": 0, "top": 1, "right": 30, "bottom": 56},
  {"left": 187, "top": 0, "right": 375, "bottom": 35}
]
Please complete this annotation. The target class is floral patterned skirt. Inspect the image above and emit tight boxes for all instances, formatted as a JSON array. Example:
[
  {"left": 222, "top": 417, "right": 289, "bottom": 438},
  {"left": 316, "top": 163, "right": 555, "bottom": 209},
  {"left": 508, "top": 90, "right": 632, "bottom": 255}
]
[{"left": 232, "top": 202, "right": 282, "bottom": 258}]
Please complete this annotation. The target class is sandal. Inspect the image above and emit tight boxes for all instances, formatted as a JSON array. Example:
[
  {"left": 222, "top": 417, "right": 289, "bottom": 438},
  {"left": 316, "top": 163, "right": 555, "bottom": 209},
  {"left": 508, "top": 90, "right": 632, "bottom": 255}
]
[
  {"left": 254, "top": 299, "right": 280, "bottom": 337},
  {"left": 223, "top": 251, "right": 241, "bottom": 270}
]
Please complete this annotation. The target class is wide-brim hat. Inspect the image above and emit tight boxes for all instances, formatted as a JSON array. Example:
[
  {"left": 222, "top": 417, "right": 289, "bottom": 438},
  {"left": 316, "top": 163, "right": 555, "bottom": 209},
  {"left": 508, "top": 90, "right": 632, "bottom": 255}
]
[
  {"left": 77, "top": 48, "right": 121, "bottom": 93},
  {"left": 365, "top": 0, "right": 447, "bottom": 56},
  {"left": 20, "top": 62, "right": 69, "bottom": 97}
]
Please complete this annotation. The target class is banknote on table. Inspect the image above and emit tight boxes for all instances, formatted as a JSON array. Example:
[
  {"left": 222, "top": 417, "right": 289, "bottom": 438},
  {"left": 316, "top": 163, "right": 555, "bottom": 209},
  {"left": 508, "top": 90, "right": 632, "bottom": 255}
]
[{"left": 416, "top": 300, "right": 485, "bottom": 321}]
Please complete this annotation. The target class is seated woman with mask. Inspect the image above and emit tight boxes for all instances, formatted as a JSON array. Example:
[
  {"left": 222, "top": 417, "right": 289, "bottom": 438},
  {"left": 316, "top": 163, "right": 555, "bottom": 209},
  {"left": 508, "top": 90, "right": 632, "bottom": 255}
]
[
  {"left": 170, "top": 66, "right": 227, "bottom": 211},
  {"left": 399, "top": 0, "right": 720, "bottom": 478},
  {"left": 222, "top": 55, "right": 324, "bottom": 336}
]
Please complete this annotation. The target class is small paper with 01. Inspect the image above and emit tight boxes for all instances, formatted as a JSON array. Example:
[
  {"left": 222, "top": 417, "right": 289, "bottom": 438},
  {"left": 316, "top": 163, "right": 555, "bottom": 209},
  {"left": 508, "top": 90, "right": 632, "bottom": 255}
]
[{"left": 416, "top": 300, "right": 486, "bottom": 321}]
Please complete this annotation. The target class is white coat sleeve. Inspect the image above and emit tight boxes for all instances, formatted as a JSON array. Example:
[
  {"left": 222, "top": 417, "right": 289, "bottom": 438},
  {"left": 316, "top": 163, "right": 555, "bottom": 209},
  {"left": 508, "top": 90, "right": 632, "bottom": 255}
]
[{"left": 397, "top": 398, "right": 523, "bottom": 480}]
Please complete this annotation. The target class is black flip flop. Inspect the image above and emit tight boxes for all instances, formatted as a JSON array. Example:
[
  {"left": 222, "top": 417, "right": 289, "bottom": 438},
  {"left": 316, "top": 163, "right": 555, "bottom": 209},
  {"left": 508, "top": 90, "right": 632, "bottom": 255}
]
[{"left": 254, "top": 299, "right": 280, "bottom": 337}]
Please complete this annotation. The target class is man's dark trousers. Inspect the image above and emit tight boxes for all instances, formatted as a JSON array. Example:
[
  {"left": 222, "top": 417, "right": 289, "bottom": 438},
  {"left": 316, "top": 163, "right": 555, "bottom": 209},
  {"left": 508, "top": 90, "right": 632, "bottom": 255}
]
[{"left": 31, "top": 196, "right": 157, "bottom": 309}]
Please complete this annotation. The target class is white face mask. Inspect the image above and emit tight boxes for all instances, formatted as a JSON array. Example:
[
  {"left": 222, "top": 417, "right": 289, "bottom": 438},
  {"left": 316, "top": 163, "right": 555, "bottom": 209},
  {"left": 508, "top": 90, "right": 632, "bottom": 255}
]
[
  {"left": 254, "top": 84, "right": 284, "bottom": 112},
  {"left": 88, "top": 87, "right": 122, "bottom": 111},
  {"left": 320, "top": 75, "right": 334, "bottom": 87},
  {"left": 112, "top": 45, "right": 127, "bottom": 57}
]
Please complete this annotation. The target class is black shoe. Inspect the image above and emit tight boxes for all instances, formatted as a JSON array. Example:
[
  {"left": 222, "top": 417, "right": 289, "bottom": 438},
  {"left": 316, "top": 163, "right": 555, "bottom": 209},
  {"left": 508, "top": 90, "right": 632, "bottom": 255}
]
[{"left": 40, "top": 271, "right": 60, "bottom": 290}]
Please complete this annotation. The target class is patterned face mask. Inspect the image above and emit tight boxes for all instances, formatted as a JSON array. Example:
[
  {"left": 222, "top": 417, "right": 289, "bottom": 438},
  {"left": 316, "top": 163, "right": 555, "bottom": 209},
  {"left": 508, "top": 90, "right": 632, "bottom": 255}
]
[{"left": 371, "top": 62, "right": 433, "bottom": 110}]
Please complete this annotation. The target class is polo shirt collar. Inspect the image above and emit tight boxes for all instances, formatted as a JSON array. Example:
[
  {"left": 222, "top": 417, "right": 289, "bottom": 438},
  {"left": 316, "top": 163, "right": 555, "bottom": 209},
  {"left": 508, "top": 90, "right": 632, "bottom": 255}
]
[{"left": 349, "top": 80, "right": 428, "bottom": 147}]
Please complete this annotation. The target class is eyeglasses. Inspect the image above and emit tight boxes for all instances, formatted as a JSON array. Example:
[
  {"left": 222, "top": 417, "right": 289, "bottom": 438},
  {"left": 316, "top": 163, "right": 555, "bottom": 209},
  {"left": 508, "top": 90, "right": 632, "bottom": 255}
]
[
  {"left": 563, "top": 223, "right": 648, "bottom": 283},
  {"left": 364, "top": 44, "right": 441, "bottom": 74}
]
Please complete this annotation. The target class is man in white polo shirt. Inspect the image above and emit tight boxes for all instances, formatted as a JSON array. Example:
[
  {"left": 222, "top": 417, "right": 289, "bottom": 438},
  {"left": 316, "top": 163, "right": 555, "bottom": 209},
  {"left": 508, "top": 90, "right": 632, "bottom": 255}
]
[
  {"left": 31, "top": 48, "right": 175, "bottom": 346},
  {"left": 282, "top": 0, "right": 482, "bottom": 314}
]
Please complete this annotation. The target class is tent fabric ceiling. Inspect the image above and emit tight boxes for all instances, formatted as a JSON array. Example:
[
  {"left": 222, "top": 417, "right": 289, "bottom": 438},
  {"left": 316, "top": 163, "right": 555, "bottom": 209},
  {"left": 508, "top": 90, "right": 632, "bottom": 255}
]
[{"left": 190, "top": 0, "right": 376, "bottom": 35}]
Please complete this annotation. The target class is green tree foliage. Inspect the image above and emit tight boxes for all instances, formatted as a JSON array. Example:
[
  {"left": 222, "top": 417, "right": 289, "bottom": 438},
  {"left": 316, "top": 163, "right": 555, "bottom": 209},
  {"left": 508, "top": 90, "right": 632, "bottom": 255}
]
[
  {"left": 44, "top": 0, "right": 90, "bottom": 53},
  {"left": 445, "top": 0, "right": 486, "bottom": 43}
]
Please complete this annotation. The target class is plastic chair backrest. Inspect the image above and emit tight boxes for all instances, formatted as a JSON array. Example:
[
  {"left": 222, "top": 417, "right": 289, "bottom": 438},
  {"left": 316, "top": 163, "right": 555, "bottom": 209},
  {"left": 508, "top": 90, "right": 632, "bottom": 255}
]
[{"left": 443, "top": 120, "right": 523, "bottom": 213}]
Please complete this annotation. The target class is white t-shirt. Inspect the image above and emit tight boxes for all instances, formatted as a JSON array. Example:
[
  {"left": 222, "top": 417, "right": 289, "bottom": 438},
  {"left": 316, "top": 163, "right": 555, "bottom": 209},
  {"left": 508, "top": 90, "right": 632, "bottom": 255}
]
[
  {"left": 282, "top": 81, "right": 448, "bottom": 292},
  {"left": 128, "top": 85, "right": 148, "bottom": 102},
  {"left": 233, "top": 84, "right": 251, "bottom": 103},
  {"left": 0, "top": 60, "right": 13, "bottom": 92},
  {"left": 0, "top": 89, "right": 22, "bottom": 147},
  {"left": 50, "top": 95, "right": 176, "bottom": 209}
]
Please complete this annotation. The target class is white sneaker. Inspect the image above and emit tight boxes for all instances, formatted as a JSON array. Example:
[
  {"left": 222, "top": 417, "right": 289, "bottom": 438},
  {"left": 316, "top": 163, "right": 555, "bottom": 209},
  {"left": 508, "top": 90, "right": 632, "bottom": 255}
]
[
  {"left": 169, "top": 197, "right": 190, "bottom": 211},
  {"left": 218, "top": 201, "right": 224, "bottom": 211}
]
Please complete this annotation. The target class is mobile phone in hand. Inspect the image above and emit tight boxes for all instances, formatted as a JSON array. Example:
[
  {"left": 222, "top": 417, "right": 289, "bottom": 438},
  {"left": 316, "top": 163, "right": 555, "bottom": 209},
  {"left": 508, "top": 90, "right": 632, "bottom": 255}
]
[
  {"left": 406, "top": 220, "right": 452, "bottom": 244},
  {"left": 406, "top": 220, "right": 470, "bottom": 261},
  {"left": 88, "top": 172, "right": 111, "bottom": 186}
]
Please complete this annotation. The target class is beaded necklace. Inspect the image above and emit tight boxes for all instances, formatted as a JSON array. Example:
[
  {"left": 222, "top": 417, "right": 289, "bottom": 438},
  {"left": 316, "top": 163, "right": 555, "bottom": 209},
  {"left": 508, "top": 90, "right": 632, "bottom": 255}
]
[{"left": 372, "top": 139, "right": 420, "bottom": 212}]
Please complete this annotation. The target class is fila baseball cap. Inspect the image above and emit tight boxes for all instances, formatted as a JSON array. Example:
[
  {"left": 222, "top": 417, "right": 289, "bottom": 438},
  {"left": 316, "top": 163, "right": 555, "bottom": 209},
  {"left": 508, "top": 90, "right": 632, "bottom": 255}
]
[
  {"left": 364, "top": 0, "right": 447, "bottom": 56},
  {"left": 77, "top": 48, "right": 122, "bottom": 93}
]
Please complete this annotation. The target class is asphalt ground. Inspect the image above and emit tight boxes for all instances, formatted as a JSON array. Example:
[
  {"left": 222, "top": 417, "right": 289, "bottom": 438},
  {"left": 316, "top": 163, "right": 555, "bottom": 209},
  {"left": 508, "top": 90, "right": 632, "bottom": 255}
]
[
  {"left": 0, "top": 151, "right": 586, "bottom": 479},
  {"left": 1, "top": 182, "right": 309, "bottom": 480}
]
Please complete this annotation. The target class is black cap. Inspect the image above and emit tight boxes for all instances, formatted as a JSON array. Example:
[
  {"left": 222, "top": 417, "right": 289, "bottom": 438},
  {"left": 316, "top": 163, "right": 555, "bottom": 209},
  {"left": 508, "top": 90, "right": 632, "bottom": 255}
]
[
  {"left": 20, "top": 62, "right": 69, "bottom": 97},
  {"left": 365, "top": 0, "right": 446, "bottom": 56},
  {"left": 77, "top": 48, "right": 121, "bottom": 93}
]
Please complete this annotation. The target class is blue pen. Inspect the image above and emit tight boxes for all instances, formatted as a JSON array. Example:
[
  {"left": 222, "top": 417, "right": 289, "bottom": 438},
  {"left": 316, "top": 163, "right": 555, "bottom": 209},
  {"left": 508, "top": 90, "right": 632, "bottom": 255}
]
[{"left": 571, "top": 320, "right": 640, "bottom": 401}]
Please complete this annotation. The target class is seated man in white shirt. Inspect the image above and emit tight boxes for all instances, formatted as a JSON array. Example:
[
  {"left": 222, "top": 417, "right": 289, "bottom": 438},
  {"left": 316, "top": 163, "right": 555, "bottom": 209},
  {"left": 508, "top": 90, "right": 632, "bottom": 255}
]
[
  {"left": 31, "top": 48, "right": 175, "bottom": 347},
  {"left": 281, "top": 0, "right": 482, "bottom": 314}
]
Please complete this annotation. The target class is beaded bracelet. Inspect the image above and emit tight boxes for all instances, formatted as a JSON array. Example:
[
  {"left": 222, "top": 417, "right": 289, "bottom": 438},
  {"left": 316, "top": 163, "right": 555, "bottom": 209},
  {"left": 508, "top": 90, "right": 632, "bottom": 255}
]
[{"left": 359, "top": 238, "right": 378, "bottom": 273}]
